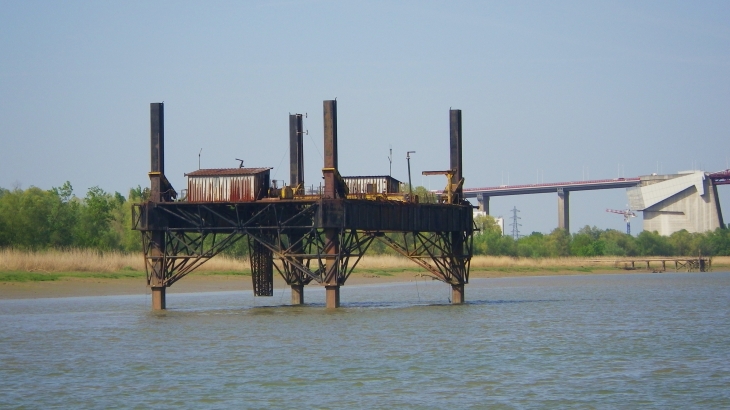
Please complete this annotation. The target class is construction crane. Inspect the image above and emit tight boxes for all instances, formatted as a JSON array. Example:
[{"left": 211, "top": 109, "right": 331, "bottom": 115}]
[{"left": 606, "top": 208, "right": 637, "bottom": 235}]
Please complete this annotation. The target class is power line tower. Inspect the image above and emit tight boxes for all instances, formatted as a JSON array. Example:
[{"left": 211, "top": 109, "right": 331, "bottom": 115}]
[{"left": 510, "top": 206, "right": 521, "bottom": 240}]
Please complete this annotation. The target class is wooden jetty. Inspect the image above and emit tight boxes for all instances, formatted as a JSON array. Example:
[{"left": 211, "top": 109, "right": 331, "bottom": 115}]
[{"left": 614, "top": 257, "right": 712, "bottom": 272}]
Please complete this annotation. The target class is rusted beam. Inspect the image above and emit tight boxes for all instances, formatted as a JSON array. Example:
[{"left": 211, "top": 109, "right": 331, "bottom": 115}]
[
  {"left": 150, "top": 103, "right": 164, "bottom": 178},
  {"left": 149, "top": 103, "right": 166, "bottom": 309},
  {"left": 449, "top": 109, "right": 463, "bottom": 200},
  {"left": 449, "top": 109, "right": 467, "bottom": 304},
  {"left": 249, "top": 238, "right": 274, "bottom": 296},
  {"left": 323, "top": 100, "right": 338, "bottom": 199},
  {"left": 289, "top": 114, "right": 304, "bottom": 191},
  {"left": 322, "top": 100, "right": 341, "bottom": 307}
]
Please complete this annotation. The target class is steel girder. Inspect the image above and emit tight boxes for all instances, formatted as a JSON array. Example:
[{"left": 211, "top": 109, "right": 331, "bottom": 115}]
[{"left": 135, "top": 200, "right": 473, "bottom": 291}]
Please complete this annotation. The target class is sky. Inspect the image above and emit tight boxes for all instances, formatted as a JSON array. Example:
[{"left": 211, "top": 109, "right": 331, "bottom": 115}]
[{"left": 1, "top": 0, "right": 729, "bottom": 235}]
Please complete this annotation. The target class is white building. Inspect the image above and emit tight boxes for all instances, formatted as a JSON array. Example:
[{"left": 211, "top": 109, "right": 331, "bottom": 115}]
[{"left": 473, "top": 210, "right": 504, "bottom": 236}]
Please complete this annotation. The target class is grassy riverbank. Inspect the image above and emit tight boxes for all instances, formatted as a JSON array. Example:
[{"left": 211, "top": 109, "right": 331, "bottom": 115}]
[
  {"left": 1, "top": 250, "right": 725, "bottom": 299},
  {"left": 1, "top": 249, "right": 726, "bottom": 283}
]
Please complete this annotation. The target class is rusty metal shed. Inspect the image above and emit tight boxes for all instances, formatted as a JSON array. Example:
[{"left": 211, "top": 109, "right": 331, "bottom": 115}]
[
  {"left": 185, "top": 168, "right": 271, "bottom": 202},
  {"left": 342, "top": 175, "right": 401, "bottom": 194}
]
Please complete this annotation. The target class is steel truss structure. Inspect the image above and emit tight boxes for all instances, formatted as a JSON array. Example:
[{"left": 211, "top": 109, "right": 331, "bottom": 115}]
[
  {"left": 137, "top": 101, "right": 473, "bottom": 309},
  {"left": 374, "top": 231, "right": 471, "bottom": 285},
  {"left": 133, "top": 199, "right": 473, "bottom": 295}
]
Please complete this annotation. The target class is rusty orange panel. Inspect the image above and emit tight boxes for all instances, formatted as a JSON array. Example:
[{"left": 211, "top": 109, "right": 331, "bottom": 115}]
[{"left": 185, "top": 168, "right": 270, "bottom": 202}]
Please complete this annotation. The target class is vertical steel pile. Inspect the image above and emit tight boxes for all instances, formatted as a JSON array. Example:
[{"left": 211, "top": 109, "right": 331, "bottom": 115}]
[
  {"left": 149, "top": 103, "right": 166, "bottom": 310},
  {"left": 322, "top": 100, "right": 341, "bottom": 308},
  {"left": 449, "top": 109, "right": 466, "bottom": 304}
]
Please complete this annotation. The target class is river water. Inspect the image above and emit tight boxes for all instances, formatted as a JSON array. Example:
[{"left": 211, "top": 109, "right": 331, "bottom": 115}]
[{"left": 1, "top": 272, "right": 729, "bottom": 408}]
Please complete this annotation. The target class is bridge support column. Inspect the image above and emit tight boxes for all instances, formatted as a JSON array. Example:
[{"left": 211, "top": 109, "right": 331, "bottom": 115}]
[
  {"left": 451, "top": 284, "right": 464, "bottom": 304},
  {"left": 291, "top": 284, "right": 304, "bottom": 305},
  {"left": 558, "top": 188, "right": 569, "bottom": 232},
  {"left": 477, "top": 194, "right": 489, "bottom": 214},
  {"left": 712, "top": 183, "right": 725, "bottom": 229}
]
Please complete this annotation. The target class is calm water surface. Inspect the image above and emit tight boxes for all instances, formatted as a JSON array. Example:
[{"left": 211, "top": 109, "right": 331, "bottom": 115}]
[{"left": 1, "top": 272, "right": 729, "bottom": 408}]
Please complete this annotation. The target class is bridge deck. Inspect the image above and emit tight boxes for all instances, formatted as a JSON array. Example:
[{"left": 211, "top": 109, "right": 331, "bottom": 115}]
[{"left": 461, "top": 177, "right": 641, "bottom": 197}]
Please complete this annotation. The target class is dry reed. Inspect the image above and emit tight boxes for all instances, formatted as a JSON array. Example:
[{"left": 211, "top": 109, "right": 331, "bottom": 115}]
[
  {"left": 355, "top": 255, "right": 621, "bottom": 269},
  {"left": 0, "top": 249, "right": 249, "bottom": 273},
  {"left": 1, "top": 249, "right": 725, "bottom": 273},
  {"left": 356, "top": 255, "right": 729, "bottom": 270}
]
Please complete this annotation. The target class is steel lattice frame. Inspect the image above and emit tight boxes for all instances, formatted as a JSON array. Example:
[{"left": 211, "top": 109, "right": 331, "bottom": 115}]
[
  {"left": 372, "top": 230, "right": 472, "bottom": 285},
  {"left": 135, "top": 200, "right": 472, "bottom": 293},
  {"left": 141, "top": 230, "right": 245, "bottom": 287}
]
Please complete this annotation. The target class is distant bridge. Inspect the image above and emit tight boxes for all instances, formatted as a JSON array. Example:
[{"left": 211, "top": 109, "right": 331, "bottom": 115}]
[
  {"left": 446, "top": 171, "right": 728, "bottom": 234},
  {"left": 462, "top": 177, "right": 641, "bottom": 197},
  {"left": 457, "top": 177, "right": 641, "bottom": 233}
]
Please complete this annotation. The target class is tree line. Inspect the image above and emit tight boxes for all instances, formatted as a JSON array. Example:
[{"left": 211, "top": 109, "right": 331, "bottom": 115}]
[
  {"left": 0, "top": 182, "right": 143, "bottom": 252},
  {"left": 1, "top": 183, "right": 728, "bottom": 257},
  {"left": 473, "top": 215, "right": 730, "bottom": 258}
]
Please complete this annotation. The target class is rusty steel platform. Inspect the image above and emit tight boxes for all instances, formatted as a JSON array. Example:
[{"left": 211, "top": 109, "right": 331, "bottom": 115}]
[{"left": 134, "top": 101, "right": 474, "bottom": 309}]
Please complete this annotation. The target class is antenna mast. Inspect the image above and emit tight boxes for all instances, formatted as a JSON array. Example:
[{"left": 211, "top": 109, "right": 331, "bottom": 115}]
[{"left": 388, "top": 145, "right": 392, "bottom": 176}]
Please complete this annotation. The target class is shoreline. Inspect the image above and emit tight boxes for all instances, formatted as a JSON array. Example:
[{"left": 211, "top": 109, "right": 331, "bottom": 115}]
[{"left": 0, "top": 267, "right": 715, "bottom": 300}]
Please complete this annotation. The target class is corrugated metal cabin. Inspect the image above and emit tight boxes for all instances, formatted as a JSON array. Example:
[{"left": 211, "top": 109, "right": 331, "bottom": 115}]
[
  {"left": 185, "top": 168, "right": 271, "bottom": 202},
  {"left": 342, "top": 175, "right": 401, "bottom": 195}
]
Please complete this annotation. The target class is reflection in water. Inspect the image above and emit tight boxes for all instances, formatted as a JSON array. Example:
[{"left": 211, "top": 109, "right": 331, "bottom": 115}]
[{"left": 1, "top": 273, "right": 729, "bottom": 408}]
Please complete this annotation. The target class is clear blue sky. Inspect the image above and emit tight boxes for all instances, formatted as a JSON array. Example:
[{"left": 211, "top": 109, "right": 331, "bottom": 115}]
[{"left": 1, "top": 0, "right": 729, "bottom": 234}]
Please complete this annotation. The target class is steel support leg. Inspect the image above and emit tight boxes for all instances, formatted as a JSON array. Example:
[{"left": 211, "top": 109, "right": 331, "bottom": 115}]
[
  {"left": 152, "top": 287, "right": 166, "bottom": 310},
  {"left": 291, "top": 284, "right": 304, "bottom": 305},
  {"left": 149, "top": 230, "right": 166, "bottom": 310},
  {"left": 451, "top": 284, "right": 464, "bottom": 304},
  {"left": 326, "top": 285, "right": 340, "bottom": 308}
]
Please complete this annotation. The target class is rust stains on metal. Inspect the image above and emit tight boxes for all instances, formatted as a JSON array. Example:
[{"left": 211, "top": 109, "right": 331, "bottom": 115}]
[
  {"left": 186, "top": 168, "right": 271, "bottom": 202},
  {"left": 342, "top": 175, "right": 401, "bottom": 194}
]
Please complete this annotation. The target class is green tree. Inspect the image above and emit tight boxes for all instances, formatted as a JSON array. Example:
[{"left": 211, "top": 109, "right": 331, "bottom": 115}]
[
  {"left": 48, "top": 181, "right": 80, "bottom": 247},
  {"left": 546, "top": 228, "right": 571, "bottom": 257},
  {"left": 516, "top": 232, "right": 550, "bottom": 258},
  {"left": 472, "top": 214, "right": 516, "bottom": 256},
  {"left": 599, "top": 229, "right": 636, "bottom": 256},
  {"left": 411, "top": 186, "right": 437, "bottom": 204},
  {"left": 706, "top": 228, "right": 730, "bottom": 256},
  {"left": 570, "top": 226, "right": 605, "bottom": 257},
  {"left": 690, "top": 231, "right": 713, "bottom": 256},
  {"left": 668, "top": 230, "right": 694, "bottom": 256},
  {"left": 129, "top": 185, "right": 150, "bottom": 202},
  {"left": 74, "top": 186, "right": 117, "bottom": 249},
  {"left": 635, "top": 231, "right": 672, "bottom": 256}
]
